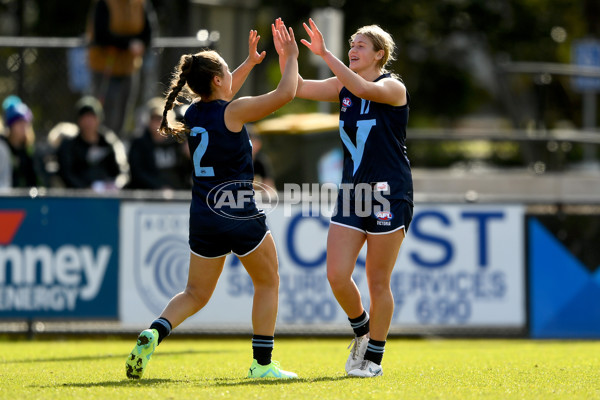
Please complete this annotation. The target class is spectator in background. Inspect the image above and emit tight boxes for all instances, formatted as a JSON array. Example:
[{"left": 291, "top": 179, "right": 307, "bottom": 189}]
[
  {"left": 127, "top": 97, "right": 191, "bottom": 190},
  {"left": 0, "top": 96, "right": 39, "bottom": 188},
  {"left": 57, "top": 96, "right": 129, "bottom": 191},
  {"left": 86, "top": 0, "right": 153, "bottom": 137}
]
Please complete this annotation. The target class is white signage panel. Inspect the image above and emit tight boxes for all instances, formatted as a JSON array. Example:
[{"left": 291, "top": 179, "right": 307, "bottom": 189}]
[{"left": 119, "top": 202, "right": 525, "bottom": 331}]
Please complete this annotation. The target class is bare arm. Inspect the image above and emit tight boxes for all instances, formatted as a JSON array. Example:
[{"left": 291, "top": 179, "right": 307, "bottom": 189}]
[
  {"left": 230, "top": 30, "right": 266, "bottom": 97},
  {"left": 301, "top": 18, "right": 406, "bottom": 106},
  {"left": 272, "top": 18, "right": 341, "bottom": 102},
  {"left": 225, "top": 24, "right": 299, "bottom": 132}
]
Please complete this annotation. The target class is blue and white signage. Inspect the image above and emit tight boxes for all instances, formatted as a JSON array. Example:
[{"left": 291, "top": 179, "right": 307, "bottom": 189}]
[
  {"left": 572, "top": 39, "right": 600, "bottom": 92},
  {"left": 0, "top": 198, "right": 119, "bottom": 318},
  {"left": 119, "top": 203, "right": 250, "bottom": 326},
  {"left": 390, "top": 205, "right": 524, "bottom": 327},
  {"left": 119, "top": 202, "right": 525, "bottom": 331},
  {"left": 273, "top": 204, "right": 525, "bottom": 329}
]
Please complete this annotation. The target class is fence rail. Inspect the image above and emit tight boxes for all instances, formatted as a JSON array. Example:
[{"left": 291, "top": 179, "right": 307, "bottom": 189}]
[
  {"left": 0, "top": 36, "right": 212, "bottom": 48},
  {"left": 410, "top": 127, "right": 600, "bottom": 144},
  {"left": 498, "top": 61, "right": 600, "bottom": 78}
]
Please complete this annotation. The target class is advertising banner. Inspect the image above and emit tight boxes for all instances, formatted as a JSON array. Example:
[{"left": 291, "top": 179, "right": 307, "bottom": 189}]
[
  {"left": 0, "top": 197, "right": 119, "bottom": 318},
  {"left": 120, "top": 201, "right": 525, "bottom": 332},
  {"left": 529, "top": 215, "right": 600, "bottom": 338},
  {"left": 386, "top": 204, "right": 525, "bottom": 328}
]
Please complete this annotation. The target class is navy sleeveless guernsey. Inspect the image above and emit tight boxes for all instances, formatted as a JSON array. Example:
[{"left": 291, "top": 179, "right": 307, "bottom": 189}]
[
  {"left": 184, "top": 100, "right": 261, "bottom": 234},
  {"left": 337, "top": 73, "right": 413, "bottom": 204}
]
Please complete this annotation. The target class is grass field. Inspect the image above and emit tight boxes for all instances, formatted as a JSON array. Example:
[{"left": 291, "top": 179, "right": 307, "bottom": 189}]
[{"left": 0, "top": 336, "right": 598, "bottom": 399}]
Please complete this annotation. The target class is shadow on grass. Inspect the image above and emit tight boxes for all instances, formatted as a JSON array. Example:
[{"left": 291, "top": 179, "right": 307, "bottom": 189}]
[
  {"left": 33, "top": 375, "right": 353, "bottom": 389},
  {"left": 210, "top": 375, "right": 354, "bottom": 387},
  {"left": 3, "top": 349, "right": 232, "bottom": 364},
  {"left": 34, "top": 378, "right": 181, "bottom": 388}
]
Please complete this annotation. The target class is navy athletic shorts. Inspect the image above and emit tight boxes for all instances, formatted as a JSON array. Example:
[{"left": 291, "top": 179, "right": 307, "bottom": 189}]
[
  {"left": 189, "top": 215, "right": 270, "bottom": 258},
  {"left": 330, "top": 196, "right": 413, "bottom": 235}
]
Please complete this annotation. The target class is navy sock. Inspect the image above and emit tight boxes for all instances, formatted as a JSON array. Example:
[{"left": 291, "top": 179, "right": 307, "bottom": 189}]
[
  {"left": 149, "top": 317, "right": 172, "bottom": 345},
  {"left": 364, "top": 338, "right": 386, "bottom": 365},
  {"left": 348, "top": 310, "right": 370, "bottom": 337},
  {"left": 252, "top": 335, "right": 274, "bottom": 366}
]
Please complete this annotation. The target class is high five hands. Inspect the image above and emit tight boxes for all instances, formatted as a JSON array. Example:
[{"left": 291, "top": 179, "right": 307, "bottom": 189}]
[
  {"left": 271, "top": 18, "right": 299, "bottom": 59},
  {"left": 272, "top": 18, "right": 327, "bottom": 58},
  {"left": 301, "top": 18, "right": 328, "bottom": 57}
]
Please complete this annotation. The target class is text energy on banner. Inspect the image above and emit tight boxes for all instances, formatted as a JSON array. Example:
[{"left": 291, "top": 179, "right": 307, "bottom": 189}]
[{"left": 0, "top": 198, "right": 119, "bottom": 318}]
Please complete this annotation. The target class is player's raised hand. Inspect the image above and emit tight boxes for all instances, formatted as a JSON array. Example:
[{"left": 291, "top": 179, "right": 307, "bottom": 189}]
[
  {"left": 300, "top": 18, "right": 327, "bottom": 57},
  {"left": 271, "top": 18, "right": 286, "bottom": 56},
  {"left": 274, "top": 21, "right": 298, "bottom": 59},
  {"left": 248, "top": 30, "right": 266, "bottom": 65}
]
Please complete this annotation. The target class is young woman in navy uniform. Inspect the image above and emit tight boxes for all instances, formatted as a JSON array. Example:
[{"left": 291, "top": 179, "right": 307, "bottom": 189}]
[
  {"left": 126, "top": 26, "right": 299, "bottom": 380},
  {"left": 274, "top": 18, "right": 413, "bottom": 377}
]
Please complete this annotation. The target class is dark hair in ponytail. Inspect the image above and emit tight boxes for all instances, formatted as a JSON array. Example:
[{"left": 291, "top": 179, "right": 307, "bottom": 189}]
[{"left": 159, "top": 50, "right": 224, "bottom": 142}]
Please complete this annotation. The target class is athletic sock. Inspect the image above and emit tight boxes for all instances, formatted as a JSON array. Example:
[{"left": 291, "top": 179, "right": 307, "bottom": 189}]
[
  {"left": 149, "top": 317, "right": 172, "bottom": 345},
  {"left": 252, "top": 335, "right": 274, "bottom": 366},
  {"left": 364, "top": 338, "right": 386, "bottom": 365},
  {"left": 348, "top": 310, "right": 370, "bottom": 337}
]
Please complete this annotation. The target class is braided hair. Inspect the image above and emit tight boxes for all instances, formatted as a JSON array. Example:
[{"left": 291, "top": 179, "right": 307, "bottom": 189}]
[{"left": 159, "top": 50, "right": 224, "bottom": 142}]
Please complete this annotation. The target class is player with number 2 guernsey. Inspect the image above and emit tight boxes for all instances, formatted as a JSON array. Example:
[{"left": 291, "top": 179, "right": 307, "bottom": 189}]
[{"left": 125, "top": 25, "right": 299, "bottom": 380}]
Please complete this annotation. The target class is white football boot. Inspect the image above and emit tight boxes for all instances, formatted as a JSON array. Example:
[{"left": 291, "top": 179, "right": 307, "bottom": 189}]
[
  {"left": 345, "top": 334, "right": 369, "bottom": 374},
  {"left": 348, "top": 360, "right": 383, "bottom": 378}
]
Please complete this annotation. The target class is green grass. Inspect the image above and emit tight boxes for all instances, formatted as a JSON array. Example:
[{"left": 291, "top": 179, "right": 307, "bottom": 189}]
[{"left": 0, "top": 337, "right": 599, "bottom": 399}]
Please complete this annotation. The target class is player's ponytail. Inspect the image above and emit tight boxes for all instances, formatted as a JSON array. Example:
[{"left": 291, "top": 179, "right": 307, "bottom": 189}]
[
  {"left": 159, "top": 54, "right": 194, "bottom": 142},
  {"left": 159, "top": 51, "right": 225, "bottom": 143}
]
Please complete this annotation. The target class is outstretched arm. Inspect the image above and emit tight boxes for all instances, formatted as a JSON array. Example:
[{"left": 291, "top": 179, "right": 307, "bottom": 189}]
[
  {"left": 230, "top": 30, "right": 266, "bottom": 97},
  {"left": 301, "top": 18, "right": 405, "bottom": 106},
  {"left": 272, "top": 18, "right": 341, "bottom": 102},
  {"left": 225, "top": 24, "right": 299, "bottom": 132}
]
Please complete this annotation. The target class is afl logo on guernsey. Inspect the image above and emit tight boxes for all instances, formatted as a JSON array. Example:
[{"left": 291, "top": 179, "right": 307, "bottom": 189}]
[
  {"left": 375, "top": 211, "right": 394, "bottom": 221},
  {"left": 342, "top": 97, "right": 352, "bottom": 107}
]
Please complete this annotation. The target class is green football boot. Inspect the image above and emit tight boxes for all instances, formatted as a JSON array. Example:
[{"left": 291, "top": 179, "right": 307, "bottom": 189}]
[
  {"left": 247, "top": 359, "right": 298, "bottom": 379},
  {"left": 125, "top": 329, "right": 158, "bottom": 379}
]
